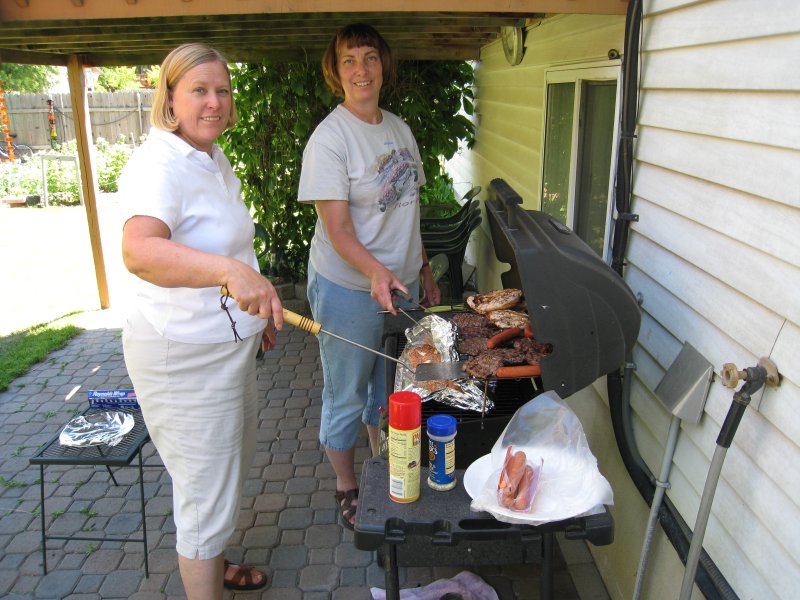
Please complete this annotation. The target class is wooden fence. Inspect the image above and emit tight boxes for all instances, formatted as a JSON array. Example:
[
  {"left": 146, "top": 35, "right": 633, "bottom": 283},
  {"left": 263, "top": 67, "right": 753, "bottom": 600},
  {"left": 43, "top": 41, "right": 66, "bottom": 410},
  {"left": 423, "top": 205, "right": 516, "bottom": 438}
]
[{"left": 4, "top": 90, "right": 155, "bottom": 149}]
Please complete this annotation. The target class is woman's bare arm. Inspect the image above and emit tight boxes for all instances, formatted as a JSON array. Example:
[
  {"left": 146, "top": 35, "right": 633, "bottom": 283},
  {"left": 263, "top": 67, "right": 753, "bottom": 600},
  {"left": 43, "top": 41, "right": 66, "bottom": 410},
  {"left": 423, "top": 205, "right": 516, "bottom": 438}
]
[{"left": 122, "top": 215, "right": 283, "bottom": 326}]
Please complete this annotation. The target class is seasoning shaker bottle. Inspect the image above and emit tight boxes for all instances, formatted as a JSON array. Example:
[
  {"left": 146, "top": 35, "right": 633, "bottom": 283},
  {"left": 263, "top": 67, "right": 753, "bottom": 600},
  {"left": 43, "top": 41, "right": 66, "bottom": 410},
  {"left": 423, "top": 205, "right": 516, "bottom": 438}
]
[
  {"left": 426, "top": 414, "right": 457, "bottom": 491},
  {"left": 388, "top": 391, "right": 422, "bottom": 503}
]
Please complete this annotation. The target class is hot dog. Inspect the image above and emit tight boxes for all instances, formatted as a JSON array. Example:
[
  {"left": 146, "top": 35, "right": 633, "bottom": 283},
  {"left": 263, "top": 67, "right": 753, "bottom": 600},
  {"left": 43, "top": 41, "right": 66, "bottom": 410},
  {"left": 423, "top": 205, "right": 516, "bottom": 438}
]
[
  {"left": 498, "top": 449, "right": 528, "bottom": 507},
  {"left": 512, "top": 465, "right": 535, "bottom": 511},
  {"left": 523, "top": 323, "right": 534, "bottom": 338},
  {"left": 495, "top": 365, "right": 541, "bottom": 378},
  {"left": 497, "top": 450, "right": 544, "bottom": 512},
  {"left": 486, "top": 326, "right": 523, "bottom": 349}
]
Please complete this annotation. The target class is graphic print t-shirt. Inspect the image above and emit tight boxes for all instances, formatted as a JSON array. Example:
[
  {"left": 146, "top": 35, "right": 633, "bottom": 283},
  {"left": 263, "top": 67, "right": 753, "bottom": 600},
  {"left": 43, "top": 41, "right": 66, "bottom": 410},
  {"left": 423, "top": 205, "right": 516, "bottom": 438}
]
[{"left": 298, "top": 105, "right": 426, "bottom": 291}]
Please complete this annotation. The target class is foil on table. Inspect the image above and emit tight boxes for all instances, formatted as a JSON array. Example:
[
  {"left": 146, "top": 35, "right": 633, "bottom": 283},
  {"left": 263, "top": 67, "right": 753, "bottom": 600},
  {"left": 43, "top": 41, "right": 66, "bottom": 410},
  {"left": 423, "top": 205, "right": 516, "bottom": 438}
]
[
  {"left": 59, "top": 411, "right": 135, "bottom": 447},
  {"left": 394, "top": 314, "right": 495, "bottom": 413}
]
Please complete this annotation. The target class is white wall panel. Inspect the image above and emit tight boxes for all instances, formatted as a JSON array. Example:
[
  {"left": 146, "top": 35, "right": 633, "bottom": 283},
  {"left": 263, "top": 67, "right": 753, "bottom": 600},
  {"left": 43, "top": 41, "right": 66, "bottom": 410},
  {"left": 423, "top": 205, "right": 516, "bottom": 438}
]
[
  {"left": 640, "top": 34, "right": 800, "bottom": 90},
  {"left": 633, "top": 162, "right": 800, "bottom": 266},
  {"left": 627, "top": 234, "right": 785, "bottom": 353},
  {"left": 638, "top": 89, "right": 800, "bottom": 151},
  {"left": 631, "top": 198, "right": 800, "bottom": 326},
  {"left": 636, "top": 127, "right": 800, "bottom": 207},
  {"left": 643, "top": 0, "right": 800, "bottom": 49}
]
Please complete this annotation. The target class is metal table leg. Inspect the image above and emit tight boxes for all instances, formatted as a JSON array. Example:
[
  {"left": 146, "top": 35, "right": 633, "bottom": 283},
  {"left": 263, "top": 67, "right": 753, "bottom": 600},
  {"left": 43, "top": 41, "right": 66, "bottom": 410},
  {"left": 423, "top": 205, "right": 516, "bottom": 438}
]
[
  {"left": 38, "top": 465, "right": 47, "bottom": 574},
  {"left": 138, "top": 449, "right": 149, "bottom": 577}
]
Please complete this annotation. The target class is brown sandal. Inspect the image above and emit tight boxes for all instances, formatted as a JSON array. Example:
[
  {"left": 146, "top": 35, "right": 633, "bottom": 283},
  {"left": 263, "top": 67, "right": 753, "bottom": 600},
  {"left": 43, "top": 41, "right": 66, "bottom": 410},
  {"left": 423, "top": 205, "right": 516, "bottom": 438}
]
[
  {"left": 223, "top": 560, "right": 268, "bottom": 591},
  {"left": 334, "top": 488, "right": 359, "bottom": 530}
]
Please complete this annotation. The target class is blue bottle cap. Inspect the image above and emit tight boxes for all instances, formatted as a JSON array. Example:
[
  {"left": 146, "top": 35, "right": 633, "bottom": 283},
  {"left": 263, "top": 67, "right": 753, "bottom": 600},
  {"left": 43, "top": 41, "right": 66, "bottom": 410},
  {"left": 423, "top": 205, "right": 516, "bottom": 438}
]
[{"left": 427, "top": 414, "right": 457, "bottom": 437}]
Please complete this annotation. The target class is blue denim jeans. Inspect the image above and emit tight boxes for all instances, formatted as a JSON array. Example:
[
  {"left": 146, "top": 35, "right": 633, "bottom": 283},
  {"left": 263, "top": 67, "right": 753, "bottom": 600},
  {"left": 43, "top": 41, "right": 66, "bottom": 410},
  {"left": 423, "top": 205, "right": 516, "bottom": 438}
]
[{"left": 307, "top": 263, "right": 418, "bottom": 450}]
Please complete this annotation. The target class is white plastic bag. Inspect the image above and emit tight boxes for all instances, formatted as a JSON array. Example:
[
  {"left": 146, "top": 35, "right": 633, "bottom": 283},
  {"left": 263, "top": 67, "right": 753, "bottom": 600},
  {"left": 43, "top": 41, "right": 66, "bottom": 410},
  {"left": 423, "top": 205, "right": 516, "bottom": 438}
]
[{"left": 468, "top": 390, "right": 613, "bottom": 525}]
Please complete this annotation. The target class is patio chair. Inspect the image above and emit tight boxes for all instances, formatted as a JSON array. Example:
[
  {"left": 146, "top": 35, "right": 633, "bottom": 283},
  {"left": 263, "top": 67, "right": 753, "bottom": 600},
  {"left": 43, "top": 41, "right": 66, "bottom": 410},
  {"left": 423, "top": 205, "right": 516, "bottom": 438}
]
[{"left": 423, "top": 208, "right": 482, "bottom": 299}]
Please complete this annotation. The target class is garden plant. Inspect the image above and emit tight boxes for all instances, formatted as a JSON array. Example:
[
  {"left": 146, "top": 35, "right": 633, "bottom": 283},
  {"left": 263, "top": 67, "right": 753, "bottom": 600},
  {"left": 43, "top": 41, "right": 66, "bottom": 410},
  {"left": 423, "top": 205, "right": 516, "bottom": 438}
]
[
  {"left": 222, "top": 59, "right": 475, "bottom": 280},
  {"left": 0, "top": 135, "right": 133, "bottom": 204},
  {"left": 1, "top": 60, "right": 475, "bottom": 283}
]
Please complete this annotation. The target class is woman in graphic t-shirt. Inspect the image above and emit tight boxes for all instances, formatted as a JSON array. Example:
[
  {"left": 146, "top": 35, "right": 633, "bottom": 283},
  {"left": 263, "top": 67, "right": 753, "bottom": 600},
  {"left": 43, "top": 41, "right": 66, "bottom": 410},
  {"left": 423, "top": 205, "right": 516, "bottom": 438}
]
[{"left": 298, "top": 23, "right": 440, "bottom": 530}]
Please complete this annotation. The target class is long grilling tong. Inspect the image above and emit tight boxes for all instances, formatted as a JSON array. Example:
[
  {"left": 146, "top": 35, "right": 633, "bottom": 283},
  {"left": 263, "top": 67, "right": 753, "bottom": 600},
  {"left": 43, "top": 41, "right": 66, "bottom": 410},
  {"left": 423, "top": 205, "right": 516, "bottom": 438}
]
[{"left": 222, "top": 287, "right": 413, "bottom": 372}]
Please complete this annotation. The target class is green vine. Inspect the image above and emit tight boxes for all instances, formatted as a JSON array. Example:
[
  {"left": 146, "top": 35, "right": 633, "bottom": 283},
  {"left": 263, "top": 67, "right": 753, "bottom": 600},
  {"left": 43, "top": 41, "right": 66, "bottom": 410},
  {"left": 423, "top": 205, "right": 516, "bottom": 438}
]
[{"left": 222, "top": 58, "right": 475, "bottom": 281}]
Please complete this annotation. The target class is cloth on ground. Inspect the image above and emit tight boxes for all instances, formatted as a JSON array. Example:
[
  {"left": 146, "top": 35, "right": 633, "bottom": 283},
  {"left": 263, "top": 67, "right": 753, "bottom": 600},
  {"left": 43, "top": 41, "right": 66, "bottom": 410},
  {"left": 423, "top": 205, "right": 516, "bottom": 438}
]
[{"left": 370, "top": 570, "right": 499, "bottom": 600}]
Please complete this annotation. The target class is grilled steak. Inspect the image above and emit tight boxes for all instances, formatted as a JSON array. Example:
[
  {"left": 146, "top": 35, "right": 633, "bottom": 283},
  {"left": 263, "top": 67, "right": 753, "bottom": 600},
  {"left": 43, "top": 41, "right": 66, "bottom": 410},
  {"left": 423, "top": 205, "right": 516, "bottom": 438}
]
[
  {"left": 497, "top": 347, "right": 527, "bottom": 365},
  {"left": 451, "top": 312, "right": 497, "bottom": 339},
  {"left": 463, "top": 351, "right": 507, "bottom": 379},
  {"left": 513, "top": 337, "right": 553, "bottom": 365},
  {"left": 457, "top": 337, "right": 489, "bottom": 356},
  {"left": 462, "top": 346, "right": 532, "bottom": 378}
]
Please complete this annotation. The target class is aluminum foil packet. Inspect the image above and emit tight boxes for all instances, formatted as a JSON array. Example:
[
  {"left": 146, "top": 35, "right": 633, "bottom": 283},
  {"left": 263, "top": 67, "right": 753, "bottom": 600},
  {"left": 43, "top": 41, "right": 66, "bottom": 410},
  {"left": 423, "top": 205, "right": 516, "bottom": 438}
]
[
  {"left": 394, "top": 314, "right": 495, "bottom": 413},
  {"left": 59, "top": 411, "right": 135, "bottom": 447}
]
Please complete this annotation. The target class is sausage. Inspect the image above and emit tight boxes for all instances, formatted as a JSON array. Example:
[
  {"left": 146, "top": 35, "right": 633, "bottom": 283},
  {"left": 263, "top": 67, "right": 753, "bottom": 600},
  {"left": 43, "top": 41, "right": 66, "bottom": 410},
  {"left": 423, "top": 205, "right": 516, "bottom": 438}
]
[
  {"left": 505, "top": 450, "right": 527, "bottom": 492},
  {"left": 512, "top": 465, "right": 535, "bottom": 511},
  {"left": 486, "top": 327, "right": 523, "bottom": 349},
  {"left": 498, "top": 449, "right": 528, "bottom": 507},
  {"left": 523, "top": 323, "right": 534, "bottom": 338},
  {"left": 495, "top": 365, "right": 541, "bottom": 378}
]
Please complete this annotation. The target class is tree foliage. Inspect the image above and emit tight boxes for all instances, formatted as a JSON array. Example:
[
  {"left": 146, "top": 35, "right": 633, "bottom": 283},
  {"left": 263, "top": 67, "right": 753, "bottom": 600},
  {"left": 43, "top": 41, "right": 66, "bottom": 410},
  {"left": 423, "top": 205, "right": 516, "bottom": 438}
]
[
  {"left": 222, "top": 59, "right": 475, "bottom": 281},
  {"left": 95, "top": 66, "right": 142, "bottom": 92},
  {"left": 0, "top": 64, "right": 58, "bottom": 93}
]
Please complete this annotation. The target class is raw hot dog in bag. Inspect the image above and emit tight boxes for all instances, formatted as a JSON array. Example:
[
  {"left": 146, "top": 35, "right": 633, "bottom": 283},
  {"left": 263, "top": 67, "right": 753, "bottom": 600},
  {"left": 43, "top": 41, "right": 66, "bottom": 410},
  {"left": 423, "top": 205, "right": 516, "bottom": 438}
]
[{"left": 497, "top": 447, "right": 543, "bottom": 512}]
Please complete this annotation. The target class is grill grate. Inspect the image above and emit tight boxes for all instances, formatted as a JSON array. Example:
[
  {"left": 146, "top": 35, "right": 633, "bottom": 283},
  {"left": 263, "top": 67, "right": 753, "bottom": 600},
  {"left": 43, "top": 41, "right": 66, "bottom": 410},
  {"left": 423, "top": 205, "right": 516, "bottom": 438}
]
[{"left": 388, "top": 331, "right": 541, "bottom": 468}]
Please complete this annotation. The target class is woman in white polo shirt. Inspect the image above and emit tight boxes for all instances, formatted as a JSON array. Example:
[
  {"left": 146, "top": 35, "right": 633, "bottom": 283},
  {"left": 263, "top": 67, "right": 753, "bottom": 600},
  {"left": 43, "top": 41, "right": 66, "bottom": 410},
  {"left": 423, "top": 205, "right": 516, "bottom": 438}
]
[{"left": 120, "top": 43, "right": 280, "bottom": 597}]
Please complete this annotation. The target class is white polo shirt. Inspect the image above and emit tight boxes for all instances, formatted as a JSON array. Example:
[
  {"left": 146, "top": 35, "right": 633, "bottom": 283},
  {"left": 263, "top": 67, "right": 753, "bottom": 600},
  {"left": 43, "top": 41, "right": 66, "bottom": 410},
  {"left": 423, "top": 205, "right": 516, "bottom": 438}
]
[{"left": 119, "top": 127, "right": 264, "bottom": 343}]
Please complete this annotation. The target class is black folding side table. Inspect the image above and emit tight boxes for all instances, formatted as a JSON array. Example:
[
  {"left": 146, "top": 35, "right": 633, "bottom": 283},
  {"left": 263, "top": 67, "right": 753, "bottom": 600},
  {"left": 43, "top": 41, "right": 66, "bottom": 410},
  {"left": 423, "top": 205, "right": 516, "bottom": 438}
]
[
  {"left": 29, "top": 407, "right": 153, "bottom": 576},
  {"left": 354, "top": 457, "right": 613, "bottom": 600}
]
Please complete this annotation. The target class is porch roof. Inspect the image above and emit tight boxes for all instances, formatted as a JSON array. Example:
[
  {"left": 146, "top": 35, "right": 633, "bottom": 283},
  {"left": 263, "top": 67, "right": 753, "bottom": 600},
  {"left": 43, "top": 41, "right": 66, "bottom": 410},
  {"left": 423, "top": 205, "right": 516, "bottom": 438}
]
[{"left": 0, "top": 1, "right": 627, "bottom": 66}]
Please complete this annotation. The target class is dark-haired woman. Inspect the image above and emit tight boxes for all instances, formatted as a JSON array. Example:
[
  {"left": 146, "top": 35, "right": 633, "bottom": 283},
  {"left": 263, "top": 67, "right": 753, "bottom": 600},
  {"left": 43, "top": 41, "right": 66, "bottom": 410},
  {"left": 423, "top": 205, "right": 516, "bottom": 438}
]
[{"left": 298, "top": 24, "right": 440, "bottom": 529}]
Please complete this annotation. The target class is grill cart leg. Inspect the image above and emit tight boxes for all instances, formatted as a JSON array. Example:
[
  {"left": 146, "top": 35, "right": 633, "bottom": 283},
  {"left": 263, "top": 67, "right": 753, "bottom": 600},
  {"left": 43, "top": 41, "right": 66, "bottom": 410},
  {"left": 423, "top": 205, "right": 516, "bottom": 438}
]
[
  {"left": 381, "top": 543, "right": 400, "bottom": 600},
  {"left": 541, "top": 531, "right": 554, "bottom": 600}
]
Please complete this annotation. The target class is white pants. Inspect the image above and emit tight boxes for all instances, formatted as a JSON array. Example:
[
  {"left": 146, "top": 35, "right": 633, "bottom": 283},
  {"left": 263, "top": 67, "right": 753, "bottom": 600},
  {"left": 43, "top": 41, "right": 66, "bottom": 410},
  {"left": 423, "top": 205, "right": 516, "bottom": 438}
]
[{"left": 122, "top": 308, "right": 261, "bottom": 559}]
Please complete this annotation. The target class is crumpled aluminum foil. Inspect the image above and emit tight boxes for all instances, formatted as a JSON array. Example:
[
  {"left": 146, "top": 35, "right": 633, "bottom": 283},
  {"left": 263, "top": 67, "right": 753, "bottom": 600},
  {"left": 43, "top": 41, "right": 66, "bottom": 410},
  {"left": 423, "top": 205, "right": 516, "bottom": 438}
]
[
  {"left": 394, "top": 314, "right": 495, "bottom": 413},
  {"left": 59, "top": 411, "right": 135, "bottom": 447}
]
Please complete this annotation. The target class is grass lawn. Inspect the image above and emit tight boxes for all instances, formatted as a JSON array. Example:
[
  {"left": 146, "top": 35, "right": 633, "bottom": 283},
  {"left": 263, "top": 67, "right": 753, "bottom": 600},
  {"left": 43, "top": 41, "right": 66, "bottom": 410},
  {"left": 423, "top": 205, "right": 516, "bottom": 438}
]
[{"left": 0, "top": 314, "right": 83, "bottom": 391}]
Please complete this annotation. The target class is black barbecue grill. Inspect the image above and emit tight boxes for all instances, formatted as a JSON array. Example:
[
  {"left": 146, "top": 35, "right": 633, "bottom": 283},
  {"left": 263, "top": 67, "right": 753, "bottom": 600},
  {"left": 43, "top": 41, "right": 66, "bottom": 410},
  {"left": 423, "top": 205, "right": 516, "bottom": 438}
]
[
  {"left": 383, "top": 177, "right": 642, "bottom": 465},
  {"left": 357, "top": 178, "right": 641, "bottom": 600}
]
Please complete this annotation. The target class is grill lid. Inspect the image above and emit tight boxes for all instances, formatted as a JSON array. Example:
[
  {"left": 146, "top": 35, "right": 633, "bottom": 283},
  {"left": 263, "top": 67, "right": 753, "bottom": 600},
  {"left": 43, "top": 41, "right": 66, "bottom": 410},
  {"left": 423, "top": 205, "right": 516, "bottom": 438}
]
[{"left": 485, "top": 178, "right": 641, "bottom": 398}]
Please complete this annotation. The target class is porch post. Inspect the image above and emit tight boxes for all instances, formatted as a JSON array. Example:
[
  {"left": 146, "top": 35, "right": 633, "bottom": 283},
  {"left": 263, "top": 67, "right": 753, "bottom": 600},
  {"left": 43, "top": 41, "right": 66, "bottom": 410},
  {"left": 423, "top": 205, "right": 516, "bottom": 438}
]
[{"left": 66, "top": 54, "right": 109, "bottom": 309}]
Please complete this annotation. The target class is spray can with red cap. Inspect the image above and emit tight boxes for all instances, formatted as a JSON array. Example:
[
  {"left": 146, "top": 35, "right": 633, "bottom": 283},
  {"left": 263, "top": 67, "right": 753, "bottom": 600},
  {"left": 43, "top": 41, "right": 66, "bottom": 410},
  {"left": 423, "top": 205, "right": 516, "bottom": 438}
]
[{"left": 388, "top": 391, "right": 422, "bottom": 502}]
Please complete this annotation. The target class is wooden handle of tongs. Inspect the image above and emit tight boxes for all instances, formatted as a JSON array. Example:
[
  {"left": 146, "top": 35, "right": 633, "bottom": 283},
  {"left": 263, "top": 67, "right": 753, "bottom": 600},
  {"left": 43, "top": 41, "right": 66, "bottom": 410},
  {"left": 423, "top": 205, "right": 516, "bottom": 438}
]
[
  {"left": 221, "top": 285, "right": 322, "bottom": 334},
  {"left": 281, "top": 308, "right": 322, "bottom": 335}
]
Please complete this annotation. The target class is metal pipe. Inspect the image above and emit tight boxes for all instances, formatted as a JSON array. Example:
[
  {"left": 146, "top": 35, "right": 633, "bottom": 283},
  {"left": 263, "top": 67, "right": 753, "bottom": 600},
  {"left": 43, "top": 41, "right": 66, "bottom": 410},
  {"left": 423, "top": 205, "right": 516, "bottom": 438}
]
[
  {"left": 679, "top": 360, "right": 777, "bottom": 599},
  {"left": 633, "top": 414, "right": 681, "bottom": 599}
]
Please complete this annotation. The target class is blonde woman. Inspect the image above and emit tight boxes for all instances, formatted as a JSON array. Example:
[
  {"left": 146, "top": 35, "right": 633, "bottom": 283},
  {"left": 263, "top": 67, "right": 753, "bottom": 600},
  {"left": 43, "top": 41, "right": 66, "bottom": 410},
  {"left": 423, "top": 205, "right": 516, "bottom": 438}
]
[{"left": 120, "top": 43, "right": 280, "bottom": 597}]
